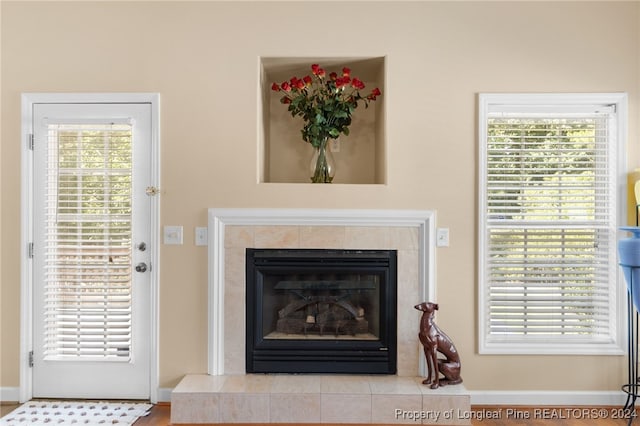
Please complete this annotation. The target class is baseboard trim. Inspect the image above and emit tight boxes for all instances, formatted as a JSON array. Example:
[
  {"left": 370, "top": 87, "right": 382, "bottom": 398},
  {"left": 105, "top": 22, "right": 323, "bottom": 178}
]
[
  {"left": 470, "top": 390, "right": 626, "bottom": 406},
  {"left": 0, "top": 387, "right": 20, "bottom": 403},
  {"left": 157, "top": 387, "right": 172, "bottom": 403},
  {"left": 1, "top": 387, "right": 172, "bottom": 404}
]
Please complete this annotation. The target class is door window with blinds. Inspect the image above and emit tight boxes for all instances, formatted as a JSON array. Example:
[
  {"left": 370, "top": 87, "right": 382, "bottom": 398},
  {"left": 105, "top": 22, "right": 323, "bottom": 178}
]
[
  {"left": 478, "top": 93, "right": 626, "bottom": 355},
  {"left": 43, "top": 120, "right": 133, "bottom": 360}
]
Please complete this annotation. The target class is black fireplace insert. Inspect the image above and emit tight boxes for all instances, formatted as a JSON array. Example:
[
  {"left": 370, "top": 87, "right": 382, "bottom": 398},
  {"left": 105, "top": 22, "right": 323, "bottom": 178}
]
[{"left": 245, "top": 248, "right": 397, "bottom": 374}]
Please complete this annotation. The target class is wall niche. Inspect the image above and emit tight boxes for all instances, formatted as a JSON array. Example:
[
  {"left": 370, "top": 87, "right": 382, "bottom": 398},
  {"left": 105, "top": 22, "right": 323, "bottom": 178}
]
[{"left": 259, "top": 57, "right": 386, "bottom": 184}]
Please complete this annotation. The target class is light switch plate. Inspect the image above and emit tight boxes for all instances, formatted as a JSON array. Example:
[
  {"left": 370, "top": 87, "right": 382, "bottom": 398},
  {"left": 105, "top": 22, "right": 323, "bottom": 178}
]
[
  {"left": 164, "top": 226, "right": 183, "bottom": 245},
  {"left": 195, "top": 227, "right": 208, "bottom": 246},
  {"left": 436, "top": 228, "right": 450, "bottom": 247}
]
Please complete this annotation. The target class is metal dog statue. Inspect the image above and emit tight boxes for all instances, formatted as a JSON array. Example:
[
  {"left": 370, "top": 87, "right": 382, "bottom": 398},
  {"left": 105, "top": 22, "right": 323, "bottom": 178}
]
[{"left": 415, "top": 302, "right": 462, "bottom": 389}]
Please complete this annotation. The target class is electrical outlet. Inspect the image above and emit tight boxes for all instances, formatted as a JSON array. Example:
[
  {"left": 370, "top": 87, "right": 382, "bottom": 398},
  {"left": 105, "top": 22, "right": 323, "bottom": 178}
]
[{"left": 164, "top": 226, "right": 183, "bottom": 245}]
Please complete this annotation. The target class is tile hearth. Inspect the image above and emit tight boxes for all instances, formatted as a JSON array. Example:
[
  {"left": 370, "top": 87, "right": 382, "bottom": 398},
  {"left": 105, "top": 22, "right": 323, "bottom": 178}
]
[{"left": 171, "top": 374, "right": 471, "bottom": 424}]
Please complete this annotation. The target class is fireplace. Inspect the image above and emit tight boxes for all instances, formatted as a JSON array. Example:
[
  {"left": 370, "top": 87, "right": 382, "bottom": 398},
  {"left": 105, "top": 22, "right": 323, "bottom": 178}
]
[{"left": 245, "top": 248, "right": 397, "bottom": 374}]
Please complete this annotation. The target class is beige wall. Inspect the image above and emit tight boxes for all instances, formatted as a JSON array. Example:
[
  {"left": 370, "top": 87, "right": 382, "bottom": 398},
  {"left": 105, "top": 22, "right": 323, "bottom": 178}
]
[{"left": 2, "top": 1, "right": 638, "bottom": 393}]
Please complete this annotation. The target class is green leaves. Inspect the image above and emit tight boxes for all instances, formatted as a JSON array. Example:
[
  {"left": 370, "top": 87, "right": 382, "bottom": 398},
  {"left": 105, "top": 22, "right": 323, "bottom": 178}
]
[{"left": 333, "top": 109, "right": 349, "bottom": 119}]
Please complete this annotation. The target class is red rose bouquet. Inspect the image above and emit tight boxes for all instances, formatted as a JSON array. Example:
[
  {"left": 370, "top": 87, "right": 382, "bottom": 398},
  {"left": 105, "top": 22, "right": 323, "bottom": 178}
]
[{"left": 271, "top": 64, "right": 381, "bottom": 149}]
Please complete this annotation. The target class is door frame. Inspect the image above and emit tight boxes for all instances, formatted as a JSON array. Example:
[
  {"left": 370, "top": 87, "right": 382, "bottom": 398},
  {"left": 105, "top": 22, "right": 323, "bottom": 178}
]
[{"left": 20, "top": 93, "right": 160, "bottom": 403}]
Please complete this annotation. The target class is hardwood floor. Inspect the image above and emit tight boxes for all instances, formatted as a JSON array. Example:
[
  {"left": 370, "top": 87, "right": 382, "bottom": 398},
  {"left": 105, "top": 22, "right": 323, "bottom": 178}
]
[
  {"left": 1, "top": 402, "right": 636, "bottom": 425},
  {"left": 140, "top": 404, "right": 635, "bottom": 425}
]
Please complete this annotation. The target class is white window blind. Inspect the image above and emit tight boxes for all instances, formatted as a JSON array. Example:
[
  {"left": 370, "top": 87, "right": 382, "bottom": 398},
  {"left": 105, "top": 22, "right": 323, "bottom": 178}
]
[
  {"left": 479, "top": 94, "right": 625, "bottom": 354},
  {"left": 43, "top": 122, "right": 133, "bottom": 360}
]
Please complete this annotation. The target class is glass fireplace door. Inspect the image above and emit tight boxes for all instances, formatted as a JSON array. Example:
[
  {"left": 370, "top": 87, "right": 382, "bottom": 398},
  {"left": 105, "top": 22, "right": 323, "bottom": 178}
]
[{"left": 246, "top": 249, "right": 397, "bottom": 374}]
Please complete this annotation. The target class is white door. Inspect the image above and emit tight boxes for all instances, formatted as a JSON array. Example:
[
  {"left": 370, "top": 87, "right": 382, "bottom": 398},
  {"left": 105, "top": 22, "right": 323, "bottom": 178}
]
[{"left": 31, "top": 102, "right": 153, "bottom": 399}]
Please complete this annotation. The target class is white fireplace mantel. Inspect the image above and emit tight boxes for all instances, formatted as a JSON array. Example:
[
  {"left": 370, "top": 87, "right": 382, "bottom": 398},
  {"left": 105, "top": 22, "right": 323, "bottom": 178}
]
[{"left": 207, "top": 208, "right": 436, "bottom": 376}]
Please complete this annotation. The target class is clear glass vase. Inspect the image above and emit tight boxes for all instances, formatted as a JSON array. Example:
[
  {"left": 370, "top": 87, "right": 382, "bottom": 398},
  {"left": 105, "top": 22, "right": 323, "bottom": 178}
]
[{"left": 309, "top": 138, "right": 335, "bottom": 183}]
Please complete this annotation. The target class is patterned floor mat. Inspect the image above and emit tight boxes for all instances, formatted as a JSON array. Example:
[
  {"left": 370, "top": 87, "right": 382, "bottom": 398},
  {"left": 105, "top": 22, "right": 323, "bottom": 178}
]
[{"left": 0, "top": 400, "right": 152, "bottom": 425}]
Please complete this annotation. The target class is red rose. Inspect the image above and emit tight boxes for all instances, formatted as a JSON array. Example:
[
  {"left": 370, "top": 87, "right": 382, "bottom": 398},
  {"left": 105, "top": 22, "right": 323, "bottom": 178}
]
[
  {"left": 317, "top": 68, "right": 325, "bottom": 77},
  {"left": 335, "top": 76, "right": 350, "bottom": 88},
  {"left": 281, "top": 82, "right": 291, "bottom": 92},
  {"left": 329, "top": 72, "right": 337, "bottom": 81},
  {"left": 281, "top": 97, "right": 291, "bottom": 104},
  {"left": 271, "top": 83, "right": 280, "bottom": 91},
  {"left": 351, "top": 78, "right": 365, "bottom": 90},
  {"left": 342, "top": 67, "right": 351, "bottom": 77},
  {"left": 311, "top": 64, "right": 320, "bottom": 75},
  {"left": 367, "top": 88, "right": 381, "bottom": 100},
  {"left": 303, "top": 75, "right": 312, "bottom": 86},
  {"left": 290, "top": 77, "right": 306, "bottom": 90}
]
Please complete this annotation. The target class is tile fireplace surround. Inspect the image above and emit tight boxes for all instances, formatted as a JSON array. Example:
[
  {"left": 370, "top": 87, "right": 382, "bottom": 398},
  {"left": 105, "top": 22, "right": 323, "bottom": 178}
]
[{"left": 170, "top": 208, "right": 471, "bottom": 424}]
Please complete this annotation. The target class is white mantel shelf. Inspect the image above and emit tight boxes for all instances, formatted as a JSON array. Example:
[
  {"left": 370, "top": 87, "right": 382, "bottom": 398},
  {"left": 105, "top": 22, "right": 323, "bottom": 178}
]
[{"left": 171, "top": 374, "right": 471, "bottom": 425}]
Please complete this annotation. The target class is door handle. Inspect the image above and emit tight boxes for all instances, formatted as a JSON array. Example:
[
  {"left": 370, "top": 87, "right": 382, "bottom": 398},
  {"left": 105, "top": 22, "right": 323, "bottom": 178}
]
[{"left": 135, "top": 262, "right": 148, "bottom": 273}]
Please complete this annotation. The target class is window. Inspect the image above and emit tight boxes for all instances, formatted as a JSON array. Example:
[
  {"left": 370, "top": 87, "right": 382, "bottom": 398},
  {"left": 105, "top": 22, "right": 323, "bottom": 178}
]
[
  {"left": 478, "top": 93, "right": 626, "bottom": 354},
  {"left": 43, "top": 122, "right": 133, "bottom": 359}
]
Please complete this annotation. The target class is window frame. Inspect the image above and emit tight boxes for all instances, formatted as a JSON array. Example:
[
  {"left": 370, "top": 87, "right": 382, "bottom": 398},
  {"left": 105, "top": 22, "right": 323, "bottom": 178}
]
[{"left": 478, "top": 93, "right": 627, "bottom": 355}]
